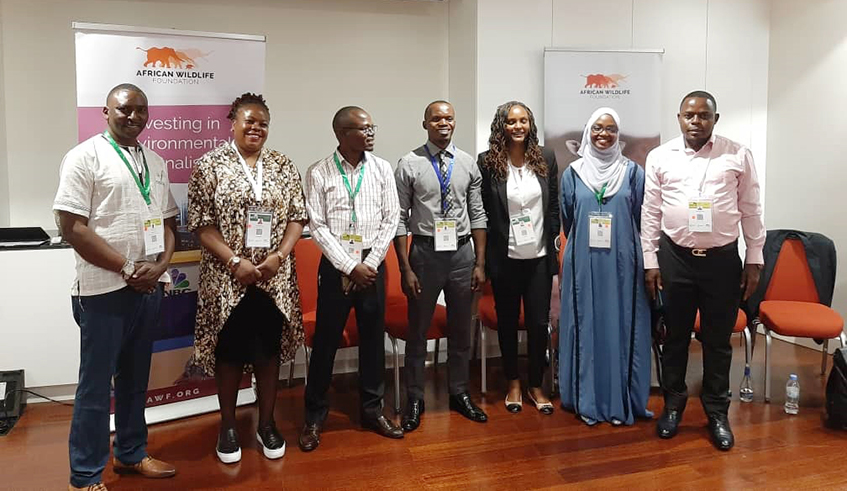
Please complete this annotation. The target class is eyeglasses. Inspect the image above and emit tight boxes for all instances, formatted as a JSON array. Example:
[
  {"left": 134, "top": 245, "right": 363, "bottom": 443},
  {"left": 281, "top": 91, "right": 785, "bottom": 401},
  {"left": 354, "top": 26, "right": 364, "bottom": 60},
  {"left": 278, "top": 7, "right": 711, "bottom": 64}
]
[
  {"left": 590, "top": 124, "right": 619, "bottom": 134},
  {"left": 343, "top": 125, "right": 378, "bottom": 136}
]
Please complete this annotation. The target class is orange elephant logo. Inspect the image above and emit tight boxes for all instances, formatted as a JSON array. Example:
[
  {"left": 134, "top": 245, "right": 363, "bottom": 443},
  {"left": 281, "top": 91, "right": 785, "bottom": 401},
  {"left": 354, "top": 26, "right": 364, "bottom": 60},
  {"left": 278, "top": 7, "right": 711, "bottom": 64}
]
[
  {"left": 582, "top": 73, "right": 628, "bottom": 89},
  {"left": 136, "top": 47, "right": 213, "bottom": 69}
]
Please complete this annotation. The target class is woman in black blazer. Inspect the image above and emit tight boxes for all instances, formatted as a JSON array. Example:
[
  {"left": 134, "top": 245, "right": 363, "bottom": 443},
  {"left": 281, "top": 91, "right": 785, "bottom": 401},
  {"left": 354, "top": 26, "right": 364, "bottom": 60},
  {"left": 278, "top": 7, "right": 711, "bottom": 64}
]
[{"left": 478, "top": 101, "right": 560, "bottom": 414}]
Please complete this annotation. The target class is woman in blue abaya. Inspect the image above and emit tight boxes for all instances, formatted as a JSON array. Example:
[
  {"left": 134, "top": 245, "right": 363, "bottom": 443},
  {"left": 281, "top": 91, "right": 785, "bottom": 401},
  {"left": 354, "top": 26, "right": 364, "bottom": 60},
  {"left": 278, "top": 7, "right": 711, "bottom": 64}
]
[{"left": 558, "top": 107, "right": 653, "bottom": 426}]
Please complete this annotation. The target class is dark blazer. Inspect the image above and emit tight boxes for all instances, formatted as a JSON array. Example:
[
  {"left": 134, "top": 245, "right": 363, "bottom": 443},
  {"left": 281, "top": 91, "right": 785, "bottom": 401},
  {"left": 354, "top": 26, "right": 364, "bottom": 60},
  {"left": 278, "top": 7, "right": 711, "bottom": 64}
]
[
  {"left": 477, "top": 147, "right": 561, "bottom": 279},
  {"left": 745, "top": 229, "right": 837, "bottom": 318}
]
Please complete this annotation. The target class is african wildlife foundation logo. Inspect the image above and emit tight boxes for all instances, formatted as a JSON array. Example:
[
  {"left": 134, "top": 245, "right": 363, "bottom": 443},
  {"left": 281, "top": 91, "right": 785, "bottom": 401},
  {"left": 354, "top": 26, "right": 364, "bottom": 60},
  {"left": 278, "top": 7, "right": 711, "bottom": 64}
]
[
  {"left": 136, "top": 46, "right": 216, "bottom": 85},
  {"left": 579, "top": 73, "right": 631, "bottom": 99}
]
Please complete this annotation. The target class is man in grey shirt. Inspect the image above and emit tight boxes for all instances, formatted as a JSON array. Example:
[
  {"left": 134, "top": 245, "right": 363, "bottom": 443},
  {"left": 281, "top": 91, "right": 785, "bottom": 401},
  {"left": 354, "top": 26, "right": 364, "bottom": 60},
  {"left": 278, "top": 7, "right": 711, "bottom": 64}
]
[{"left": 393, "top": 100, "right": 488, "bottom": 431}]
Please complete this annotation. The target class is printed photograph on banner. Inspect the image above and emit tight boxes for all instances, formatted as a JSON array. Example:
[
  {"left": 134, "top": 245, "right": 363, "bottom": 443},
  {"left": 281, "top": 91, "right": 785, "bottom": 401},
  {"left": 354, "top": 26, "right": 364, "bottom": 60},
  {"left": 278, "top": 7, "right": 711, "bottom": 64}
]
[{"left": 544, "top": 50, "right": 663, "bottom": 179}]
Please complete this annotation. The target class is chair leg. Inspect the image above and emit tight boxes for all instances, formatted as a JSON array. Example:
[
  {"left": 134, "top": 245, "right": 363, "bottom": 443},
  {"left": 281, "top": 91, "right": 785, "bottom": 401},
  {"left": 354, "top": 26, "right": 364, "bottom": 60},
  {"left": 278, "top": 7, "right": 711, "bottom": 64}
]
[
  {"left": 287, "top": 358, "right": 295, "bottom": 387},
  {"left": 470, "top": 314, "right": 479, "bottom": 361},
  {"left": 743, "top": 327, "right": 753, "bottom": 368},
  {"left": 434, "top": 338, "right": 441, "bottom": 367},
  {"left": 764, "top": 328, "right": 772, "bottom": 403},
  {"left": 391, "top": 336, "right": 401, "bottom": 414},
  {"left": 480, "top": 320, "right": 487, "bottom": 394},
  {"left": 547, "top": 323, "right": 555, "bottom": 395},
  {"left": 652, "top": 342, "right": 663, "bottom": 389},
  {"left": 822, "top": 339, "right": 829, "bottom": 375}
]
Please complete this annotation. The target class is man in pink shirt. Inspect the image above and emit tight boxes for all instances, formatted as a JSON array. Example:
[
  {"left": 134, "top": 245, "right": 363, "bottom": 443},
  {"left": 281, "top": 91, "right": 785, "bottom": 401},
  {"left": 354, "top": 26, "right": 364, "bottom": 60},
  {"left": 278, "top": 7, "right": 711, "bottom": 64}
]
[{"left": 641, "top": 91, "right": 764, "bottom": 451}]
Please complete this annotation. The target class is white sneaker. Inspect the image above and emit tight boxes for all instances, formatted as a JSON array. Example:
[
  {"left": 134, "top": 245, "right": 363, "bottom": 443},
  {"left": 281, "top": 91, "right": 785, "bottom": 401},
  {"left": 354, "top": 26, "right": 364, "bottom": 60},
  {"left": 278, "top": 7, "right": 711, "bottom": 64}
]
[
  {"left": 256, "top": 425, "right": 286, "bottom": 460},
  {"left": 216, "top": 428, "right": 242, "bottom": 464}
]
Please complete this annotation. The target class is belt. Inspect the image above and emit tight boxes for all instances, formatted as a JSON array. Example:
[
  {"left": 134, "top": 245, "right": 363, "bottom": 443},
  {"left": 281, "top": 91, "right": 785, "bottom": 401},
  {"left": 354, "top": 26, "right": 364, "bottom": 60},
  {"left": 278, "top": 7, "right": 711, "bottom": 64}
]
[
  {"left": 412, "top": 234, "right": 471, "bottom": 248},
  {"left": 662, "top": 233, "right": 737, "bottom": 258}
]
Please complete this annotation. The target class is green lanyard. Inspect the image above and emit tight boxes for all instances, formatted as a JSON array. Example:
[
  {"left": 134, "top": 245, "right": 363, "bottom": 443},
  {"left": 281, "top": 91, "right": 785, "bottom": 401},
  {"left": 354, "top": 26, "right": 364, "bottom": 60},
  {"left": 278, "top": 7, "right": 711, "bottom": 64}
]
[
  {"left": 333, "top": 152, "right": 365, "bottom": 224},
  {"left": 594, "top": 182, "right": 608, "bottom": 206},
  {"left": 103, "top": 131, "right": 151, "bottom": 205}
]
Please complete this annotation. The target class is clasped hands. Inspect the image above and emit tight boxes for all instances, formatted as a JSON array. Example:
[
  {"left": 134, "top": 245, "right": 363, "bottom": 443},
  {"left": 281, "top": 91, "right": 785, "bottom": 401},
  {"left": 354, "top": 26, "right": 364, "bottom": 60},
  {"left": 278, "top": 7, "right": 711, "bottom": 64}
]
[
  {"left": 125, "top": 260, "right": 166, "bottom": 294},
  {"left": 344, "top": 263, "right": 378, "bottom": 294},
  {"left": 232, "top": 254, "right": 282, "bottom": 286}
]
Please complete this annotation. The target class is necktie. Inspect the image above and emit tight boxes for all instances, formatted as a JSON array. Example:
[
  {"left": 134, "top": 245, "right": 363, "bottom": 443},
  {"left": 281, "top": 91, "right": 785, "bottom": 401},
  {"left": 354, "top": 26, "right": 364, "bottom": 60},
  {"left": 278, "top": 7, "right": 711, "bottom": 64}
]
[{"left": 439, "top": 151, "right": 454, "bottom": 216}]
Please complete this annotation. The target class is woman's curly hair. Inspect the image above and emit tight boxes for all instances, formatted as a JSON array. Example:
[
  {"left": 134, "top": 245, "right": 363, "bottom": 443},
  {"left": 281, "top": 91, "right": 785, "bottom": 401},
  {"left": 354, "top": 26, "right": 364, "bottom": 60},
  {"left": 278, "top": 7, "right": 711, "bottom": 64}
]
[
  {"left": 227, "top": 92, "right": 270, "bottom": 121},
  {"left": 481, "top": 101, "right": 546, "bottom": 181}
]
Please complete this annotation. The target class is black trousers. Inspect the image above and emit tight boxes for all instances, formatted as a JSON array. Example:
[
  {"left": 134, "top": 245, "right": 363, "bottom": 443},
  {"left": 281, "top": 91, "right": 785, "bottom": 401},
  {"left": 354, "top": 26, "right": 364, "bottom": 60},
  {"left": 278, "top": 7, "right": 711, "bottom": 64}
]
[
  {"left": 658, "top": 234, "right": 741, "bottom": 417},
  {"left": 491, "top": 255, "right": 552, "bottom": 388},
  {"left": 304, "top": 254, "right": 386, "bottom": 424}
]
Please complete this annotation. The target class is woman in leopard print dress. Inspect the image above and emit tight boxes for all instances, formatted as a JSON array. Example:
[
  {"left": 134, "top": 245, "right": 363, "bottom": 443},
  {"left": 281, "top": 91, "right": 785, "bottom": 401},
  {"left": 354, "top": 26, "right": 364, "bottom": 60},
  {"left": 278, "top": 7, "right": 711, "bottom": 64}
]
[{"left": 188, "top": 93, "right": 307, "bottom": 463}]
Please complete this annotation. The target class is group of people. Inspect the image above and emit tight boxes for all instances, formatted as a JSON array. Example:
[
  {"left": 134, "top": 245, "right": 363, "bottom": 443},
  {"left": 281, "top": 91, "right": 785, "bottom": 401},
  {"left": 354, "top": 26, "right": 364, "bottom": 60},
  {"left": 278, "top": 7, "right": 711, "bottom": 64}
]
[{"left": 55, "top": 83, "right": 763, "bottom": 490}]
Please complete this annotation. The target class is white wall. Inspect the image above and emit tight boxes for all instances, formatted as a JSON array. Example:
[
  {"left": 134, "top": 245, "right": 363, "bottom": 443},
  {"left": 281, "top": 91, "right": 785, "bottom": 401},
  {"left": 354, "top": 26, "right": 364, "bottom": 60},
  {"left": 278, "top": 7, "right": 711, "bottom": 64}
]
[
  {"left": 447, "top": 0, "right": 478, "bottom": 154},
  {"left": 475, "top": 0, "right": 770, "bottom": 181},
  {"left": 0, "top": 8, "right": 8, "bottom": 227},
  {"left": 767, "top": 0, "right": 847, "bottom": 320},
  {"left": 0, "top": 0, "right": 448, "bottom": 228},
  {"left": 475, "top": 0, "right": 552, "bottom": 154}
]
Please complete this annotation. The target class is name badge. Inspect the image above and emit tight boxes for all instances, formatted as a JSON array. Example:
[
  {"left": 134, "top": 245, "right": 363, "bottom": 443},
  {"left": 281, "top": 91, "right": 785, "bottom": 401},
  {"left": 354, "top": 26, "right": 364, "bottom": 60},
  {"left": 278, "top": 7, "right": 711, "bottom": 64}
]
[
  {"left": 510, "top": 213, "right": 536, "bottom": 246},
  {"left": 143, "top": 211, "right": 165, "bottom": 256},
  {"left": 246, "top": 206, "right": 273, "bottom": 249},
  {"left": 341, "top": 233, "right": 363, "bottom": 263},
  {"left": 588, "top": 212, "right": 613, "bottom": 249},
  {"left": 688, "top": 198, "right": 713, "bottom": 232},
  {"left": 434, "top": 219, "right": 458, "bottom": 251}
]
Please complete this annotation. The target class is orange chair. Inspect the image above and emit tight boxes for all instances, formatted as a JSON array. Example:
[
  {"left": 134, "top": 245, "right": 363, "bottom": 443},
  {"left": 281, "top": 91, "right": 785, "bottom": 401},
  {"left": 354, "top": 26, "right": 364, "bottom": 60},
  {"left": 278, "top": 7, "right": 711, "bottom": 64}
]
[
  {"left": 383, "top": 240, "right": 449, "bottom": 413},
  {"left": 759, "top": 238, "right": 845, "bottom": 402},
  {"left": 477, "top": 232, "right": 565, "bottom": 394},
  {"left": 291, "top": 237, "right": 360, "bottom": 386}
]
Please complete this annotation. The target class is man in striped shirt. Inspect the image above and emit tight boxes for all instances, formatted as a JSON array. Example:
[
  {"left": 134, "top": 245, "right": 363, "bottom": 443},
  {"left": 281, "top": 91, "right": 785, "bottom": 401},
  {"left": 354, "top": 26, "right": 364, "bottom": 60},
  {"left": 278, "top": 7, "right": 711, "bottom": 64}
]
[{"left": 300, "top": 106, "right": 402, "bottom": 451}]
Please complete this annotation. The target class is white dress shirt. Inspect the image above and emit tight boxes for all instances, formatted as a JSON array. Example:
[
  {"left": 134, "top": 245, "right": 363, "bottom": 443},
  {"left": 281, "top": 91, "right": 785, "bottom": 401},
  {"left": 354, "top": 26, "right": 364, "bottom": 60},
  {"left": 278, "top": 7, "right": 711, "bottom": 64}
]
[
  {"left": 53, "top": 134, "right": 178, "bottom": 296},
  {"left": 506, "top": 163, "right": 546, "bottom": 259},
  {"left": 641, "top": 134, "right": 765, "bottom": 269},
  {"left": 305, "top": 149, "right": 400, "bottom": 275}
]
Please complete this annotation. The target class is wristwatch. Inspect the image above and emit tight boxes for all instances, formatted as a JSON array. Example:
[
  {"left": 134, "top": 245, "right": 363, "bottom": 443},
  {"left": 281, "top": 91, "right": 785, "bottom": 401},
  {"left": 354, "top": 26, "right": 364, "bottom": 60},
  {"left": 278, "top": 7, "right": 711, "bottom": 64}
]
[
  {"left": 226, "top": 255, "right": 241, "bottom": 273},
  {"left": 120, "top": 259, "right": 135, "bottom": 280}
]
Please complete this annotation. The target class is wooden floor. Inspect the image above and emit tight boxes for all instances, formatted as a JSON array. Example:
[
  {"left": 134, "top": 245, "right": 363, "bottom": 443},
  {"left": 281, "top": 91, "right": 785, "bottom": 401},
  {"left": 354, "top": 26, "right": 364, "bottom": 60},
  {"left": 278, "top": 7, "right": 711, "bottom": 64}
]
[{"left": 3, "top": 334, "right": 846, "bottom": 490}]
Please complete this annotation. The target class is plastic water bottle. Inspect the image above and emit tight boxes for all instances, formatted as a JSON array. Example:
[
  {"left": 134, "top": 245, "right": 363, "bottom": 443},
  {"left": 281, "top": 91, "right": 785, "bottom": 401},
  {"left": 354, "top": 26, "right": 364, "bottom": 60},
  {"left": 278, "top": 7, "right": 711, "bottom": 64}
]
[
  {"left": 739, "top": 366, "right": 754, "bottom": 403},
  {"left": 784, "top": 374, "right": 800, "bottom": 415}
]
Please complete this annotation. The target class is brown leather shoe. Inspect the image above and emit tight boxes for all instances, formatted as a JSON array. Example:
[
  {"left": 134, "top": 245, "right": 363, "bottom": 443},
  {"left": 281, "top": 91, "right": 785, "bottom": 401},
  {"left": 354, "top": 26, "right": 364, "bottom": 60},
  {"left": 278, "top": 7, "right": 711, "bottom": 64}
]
[
  {"left": 362, "top": 414, "right": 404, "bottom": 439},
  {"left": 69, "top": 484, "right": 108, "bottom": 491},
  {"left": 298, "top": 422, "right": 322, "bottom": 452},
  {"left": 112, "top": 455, "right": 176, "bottom": 478}
]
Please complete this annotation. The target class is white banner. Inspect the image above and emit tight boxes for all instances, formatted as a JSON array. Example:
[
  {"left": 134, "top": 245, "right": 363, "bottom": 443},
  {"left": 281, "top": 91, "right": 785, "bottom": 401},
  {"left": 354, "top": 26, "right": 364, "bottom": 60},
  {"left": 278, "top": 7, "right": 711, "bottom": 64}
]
[
  {"left": 73, "top": 22, "right": 265, "bottom": 428},
  {"left": 544, "top": 48, "right": 663, "bottom": 177}
]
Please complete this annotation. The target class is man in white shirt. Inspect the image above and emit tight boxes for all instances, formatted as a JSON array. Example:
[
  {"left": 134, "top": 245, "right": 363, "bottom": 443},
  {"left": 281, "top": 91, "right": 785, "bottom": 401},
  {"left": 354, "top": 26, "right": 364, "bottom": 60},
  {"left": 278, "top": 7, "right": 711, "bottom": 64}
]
[
  {"left": 54, "top": 84, "right": 178, "bottom": 490},
  {"left": 300, "top": 106, "right": 402, "bottom": 451}
]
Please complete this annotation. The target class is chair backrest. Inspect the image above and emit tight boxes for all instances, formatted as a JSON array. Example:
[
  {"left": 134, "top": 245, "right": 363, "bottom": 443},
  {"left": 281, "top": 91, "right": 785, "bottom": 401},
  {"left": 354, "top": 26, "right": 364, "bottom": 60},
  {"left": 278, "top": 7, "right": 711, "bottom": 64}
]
[
  {"left": 383, "top": 242, "right": 405, "bottom": 304},
  {"left": 764, "top": 238, "right": 819, "bottom": 303},
  {"left": 557, "top": 231, "right": 567, "bottom": 266},
  {"left": 294, "top": 238, "right": 323, "bottom": 313}
]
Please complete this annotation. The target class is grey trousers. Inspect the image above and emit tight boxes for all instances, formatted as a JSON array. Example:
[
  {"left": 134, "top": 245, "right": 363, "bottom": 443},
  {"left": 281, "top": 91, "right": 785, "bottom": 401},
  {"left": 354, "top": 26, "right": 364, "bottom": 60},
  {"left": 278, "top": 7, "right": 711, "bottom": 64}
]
[{"left": 404, "top": 238, "right": 475, "bottom": 400}]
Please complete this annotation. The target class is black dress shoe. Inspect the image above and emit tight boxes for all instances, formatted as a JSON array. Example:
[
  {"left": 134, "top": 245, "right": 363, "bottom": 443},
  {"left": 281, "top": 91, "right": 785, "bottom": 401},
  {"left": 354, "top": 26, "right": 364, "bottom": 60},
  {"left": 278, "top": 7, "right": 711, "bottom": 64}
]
[
  {"left": 362, "top": 415, "right": 404, "bottom": 439},
  {"left": 298, "top": 422, "right": 322, "bottom": 452},
  {"left": 656, "top": 408, "right": 683, "bottom": 439},
  {"left": 449, "top": 392, "right": 488, "bottom": 423},
  {"left": 707, "top": 415, "right": 735, "bottom": 451},
  {"left": 401, "top": 399, "right": 425, "bottom": 432}
]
